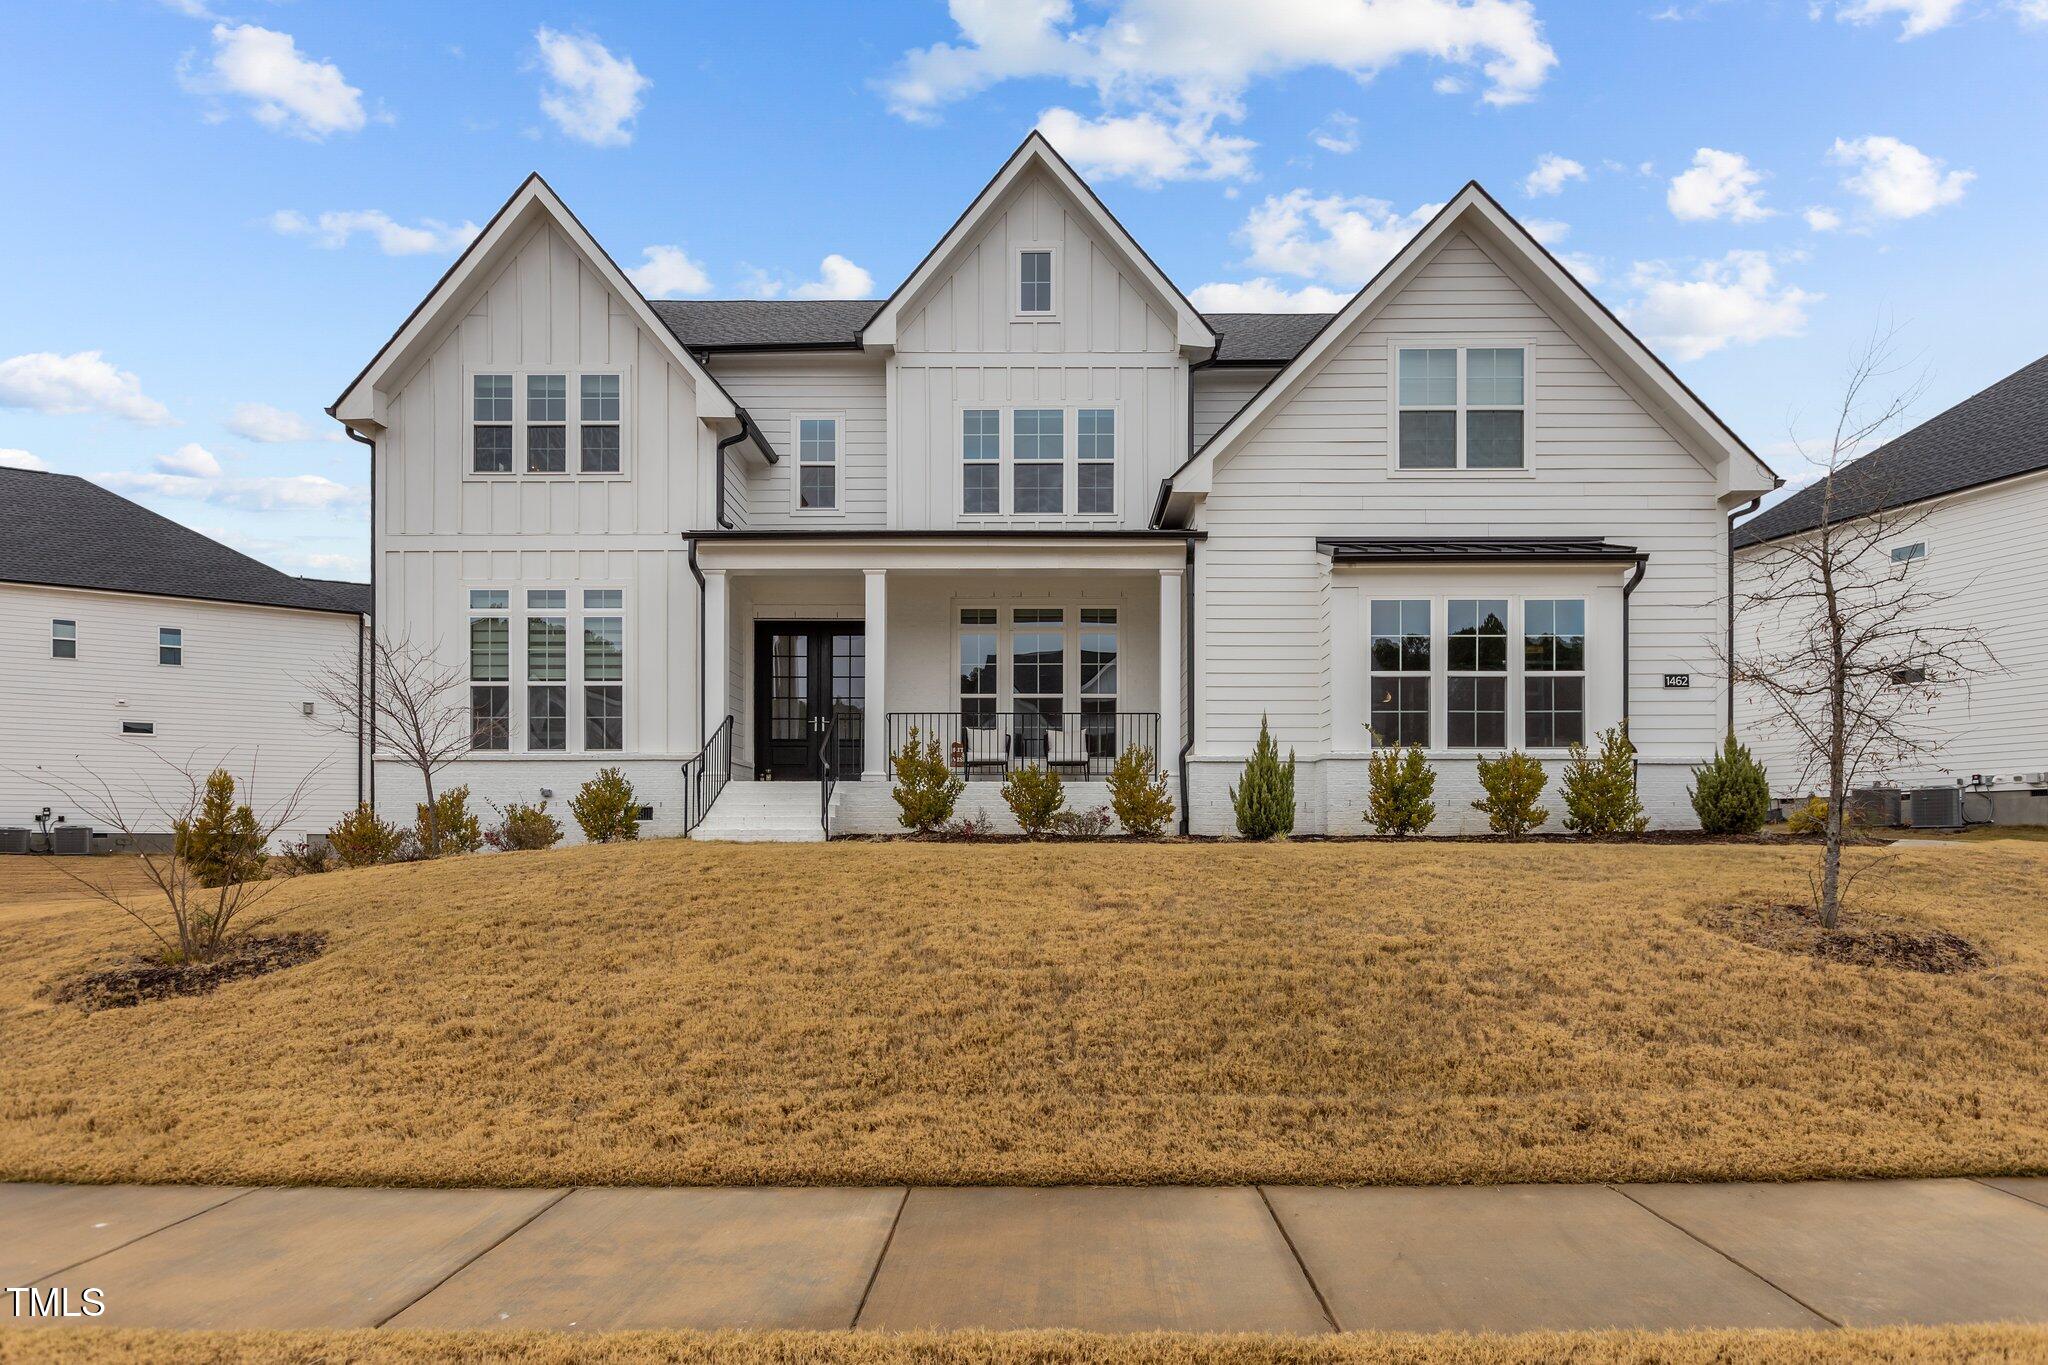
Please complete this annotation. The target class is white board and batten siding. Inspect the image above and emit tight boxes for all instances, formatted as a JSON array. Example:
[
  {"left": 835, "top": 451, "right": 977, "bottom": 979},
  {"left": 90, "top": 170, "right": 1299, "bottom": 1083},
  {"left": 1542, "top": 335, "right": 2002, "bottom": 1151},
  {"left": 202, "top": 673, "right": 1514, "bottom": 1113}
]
[
  {"left": 1189, "top": 231, "right": 1733, "bottom": 831},
  {"left": 374, "top": 221, "right": 716, "bottom": 831},
  {"left": 886, "top": 170, "right": 1188, "bottom": 531},
  {"left": 1735, "top": 468, "right": 2048, "bottom": 792},
  {"left": 0, "top": 583, "right": 364, "bottom": 840}
]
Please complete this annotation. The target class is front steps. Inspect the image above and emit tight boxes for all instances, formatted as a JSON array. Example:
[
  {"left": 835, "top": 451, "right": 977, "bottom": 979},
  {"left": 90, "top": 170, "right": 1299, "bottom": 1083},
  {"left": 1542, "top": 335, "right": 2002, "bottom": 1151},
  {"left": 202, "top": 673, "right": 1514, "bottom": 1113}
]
[{"left": 688, "top": 780, "right": 827, "bottom": 842}]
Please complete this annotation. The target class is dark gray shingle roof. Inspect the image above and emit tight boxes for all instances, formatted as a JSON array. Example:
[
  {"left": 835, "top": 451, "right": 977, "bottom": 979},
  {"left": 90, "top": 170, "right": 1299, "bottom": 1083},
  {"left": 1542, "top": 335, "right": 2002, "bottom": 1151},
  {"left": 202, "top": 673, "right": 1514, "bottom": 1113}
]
[
  {"left": 1733, "top": 352, "right": 2048, "bottom": 547},
  {"left": 648, "top": 298, "right": 1329, "bottom": 364},
  {"left": 0, "top": 468, "right": 367, "bottom": 616}
]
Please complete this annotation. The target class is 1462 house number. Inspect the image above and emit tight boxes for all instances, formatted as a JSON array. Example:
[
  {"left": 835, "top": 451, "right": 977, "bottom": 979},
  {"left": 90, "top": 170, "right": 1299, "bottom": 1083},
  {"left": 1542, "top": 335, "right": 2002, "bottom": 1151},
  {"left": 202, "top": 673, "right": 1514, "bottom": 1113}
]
[{"left": 1663, "top": 673, "right": 1691, "bottom": 688}]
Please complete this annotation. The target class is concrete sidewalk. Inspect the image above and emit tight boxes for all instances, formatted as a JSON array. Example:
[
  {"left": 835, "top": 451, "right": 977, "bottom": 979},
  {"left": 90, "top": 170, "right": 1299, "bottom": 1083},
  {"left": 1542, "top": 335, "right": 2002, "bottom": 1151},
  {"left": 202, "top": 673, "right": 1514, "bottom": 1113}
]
[{"left": 4, "top": 1177, "right": 2046, "bottom": 1336}]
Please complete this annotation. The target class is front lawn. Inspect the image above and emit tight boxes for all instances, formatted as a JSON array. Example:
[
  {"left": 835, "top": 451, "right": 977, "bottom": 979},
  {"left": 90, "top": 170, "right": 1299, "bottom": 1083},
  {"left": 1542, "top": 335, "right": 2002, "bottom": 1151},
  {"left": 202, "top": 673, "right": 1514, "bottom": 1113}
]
[{"left": 1, "top": 839, "right": 2044, "bottom": 1187}]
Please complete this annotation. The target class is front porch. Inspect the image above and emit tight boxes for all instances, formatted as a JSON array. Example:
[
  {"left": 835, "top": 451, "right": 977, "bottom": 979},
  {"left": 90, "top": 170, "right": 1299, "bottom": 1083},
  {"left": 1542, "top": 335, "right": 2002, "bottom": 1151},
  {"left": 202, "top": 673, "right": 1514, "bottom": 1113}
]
[{"left": 693, "top": 533, "right": 1188, "bottom": 835}]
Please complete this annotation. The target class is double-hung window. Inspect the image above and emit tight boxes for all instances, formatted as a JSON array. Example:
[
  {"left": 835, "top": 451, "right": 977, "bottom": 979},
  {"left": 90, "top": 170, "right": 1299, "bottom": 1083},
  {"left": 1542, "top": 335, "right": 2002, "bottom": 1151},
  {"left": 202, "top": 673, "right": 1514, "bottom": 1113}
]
[
  {"left": 471, "top": 371, "right": 625, "bottom": 477},
  {"left": 1396, "top": 345, "right": 1527, "bottom": 470},
  {"left": 526, "top": 590, "right": 567, "bottom": 751},
  {"left": 51, "top": 619, "right": 76, "bottom": 659},
  {"left": 526, "top": 374, "right": 567, "bottom": 473},
  {"left": 1077, "top": 409, "right": 1115, "bottom": 515},
  {"left": 472, "top": 374, "right": 513, "bottom": 473},
  {"left": 158, "top": 627, "right": 182, "bottom": 667},
  {"left": 582, "top": 589, "right": 624, "bottom": 751},
  {"left": 962, "top": 410, "right": 1000, "bottom": 515},
  {"left": 1079, "top": 608, "right": 1118, "bottom": 757},
  {"left": 1013, "top": 409, "right": 1063, "bottom": 514},
  {"left": 1369, "top": 600, "right": 1431, "bottom": 747},
  {"left": 468, "top": 590, "right": 510, "bottom": 751},
  {"left": 959, "top": 608, "right": 998, "bottom": 728},
  {"left": 796, "top": 417, "right": 837, "bottom": 511},
  {"left": 1523, "top": 599, "right": 1586, "bottom": 748},
  {"left": 1012, "top": 608, "right": 1065, "bottom": 730},
  {"left": 1446, "top": 599, "right": 1508, "bottom": 748},
  {"left": 1019, "top": 249, "right": 1053, "bottom": 314},
  {"left": 580, "top": 375, "right": 621, "bottom": 473}
]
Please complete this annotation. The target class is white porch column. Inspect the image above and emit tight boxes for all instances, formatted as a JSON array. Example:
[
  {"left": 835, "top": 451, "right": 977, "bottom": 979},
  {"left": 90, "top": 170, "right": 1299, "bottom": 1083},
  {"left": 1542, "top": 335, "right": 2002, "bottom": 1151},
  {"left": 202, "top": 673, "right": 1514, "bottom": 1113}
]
[
  {"left": 864, "top": 568, "right": 888, "bottom": 777},
  {"left": 701, "top": 568, "right": 729, "bottom": 743},
  {"left": 1158, "top": 567, "right": 1183, "bottom": 777}
]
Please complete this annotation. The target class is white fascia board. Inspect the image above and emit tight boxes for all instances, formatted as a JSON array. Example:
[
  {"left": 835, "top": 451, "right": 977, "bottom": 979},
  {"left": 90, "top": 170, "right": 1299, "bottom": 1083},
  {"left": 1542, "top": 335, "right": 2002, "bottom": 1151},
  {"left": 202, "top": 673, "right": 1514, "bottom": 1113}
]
[{"left": 694, "top": 537, "right": 1189, "bottom": 575}]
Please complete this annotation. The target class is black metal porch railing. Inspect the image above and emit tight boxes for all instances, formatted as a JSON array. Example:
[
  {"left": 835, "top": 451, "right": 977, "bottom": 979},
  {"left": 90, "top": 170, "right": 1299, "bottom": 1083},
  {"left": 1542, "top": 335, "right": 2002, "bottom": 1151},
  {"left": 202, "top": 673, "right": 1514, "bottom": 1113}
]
[
  {"left": 681, "top": 715, "right": 732, "bottom": 835},
  {"left": 886, "top": 710, "right": 1160, "bottom": 781},
  {"left": 819, "top": 711, "right": 840, "bottom": 838}
]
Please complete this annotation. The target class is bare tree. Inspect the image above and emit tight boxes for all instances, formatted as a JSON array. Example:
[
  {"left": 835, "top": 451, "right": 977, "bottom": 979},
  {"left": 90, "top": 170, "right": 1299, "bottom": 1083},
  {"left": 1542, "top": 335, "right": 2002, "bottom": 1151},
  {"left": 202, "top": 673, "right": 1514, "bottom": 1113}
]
[
  {"left": 305, "top": 632, "right": 482, "bottom": 855},
  {"left": 19, "top": 750, "right": 317, "bottom": 963},
  {"left": 1729, "top": 325, "right": 1994, "bottom": 926}
]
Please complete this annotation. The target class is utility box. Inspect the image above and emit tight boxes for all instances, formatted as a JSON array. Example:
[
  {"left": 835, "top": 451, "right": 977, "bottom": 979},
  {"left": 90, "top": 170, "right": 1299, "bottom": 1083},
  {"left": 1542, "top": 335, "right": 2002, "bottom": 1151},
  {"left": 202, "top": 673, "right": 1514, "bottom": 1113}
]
[
  {"left": 1905, "top": 787, "right": 1963, "bottom": 830},
  {"left": 0, "top": 828, "right": 28, "bottom": 855},
  {"left": 1851, "top": 787, "right": 1902, "bottom": 828},
  {"left": 50, "top": 825, "right": 95, "bottom": 855}
]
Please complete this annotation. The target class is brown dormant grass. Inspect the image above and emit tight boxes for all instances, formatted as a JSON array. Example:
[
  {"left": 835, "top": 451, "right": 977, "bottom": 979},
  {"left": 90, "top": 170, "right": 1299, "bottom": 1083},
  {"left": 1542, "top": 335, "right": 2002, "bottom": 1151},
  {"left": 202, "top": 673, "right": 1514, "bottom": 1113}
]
[
  {"left": 2, "top": 840, "right": 2045, "bottom": 1187},
  {"left": 5, "top": 1327, "right": 2046, "bottom": 1365}
]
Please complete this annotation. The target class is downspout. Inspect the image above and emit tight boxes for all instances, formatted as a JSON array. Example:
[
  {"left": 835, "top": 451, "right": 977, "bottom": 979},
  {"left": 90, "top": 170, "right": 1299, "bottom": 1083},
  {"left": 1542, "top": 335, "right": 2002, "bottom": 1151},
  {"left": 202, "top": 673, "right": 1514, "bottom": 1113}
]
[
  {"left": 714, "top": 424, "right": 749, "bottom": 531},
  {"left": 688, "top": 538, "right": 706, "bottom": 748},
  {"left": 1724, "top": 496, "right": 1762, "bottom": 733},
  {"left": 342, "top": 423, "right": 377, "bottom": 811},
  {"left": 1620, "top": 554, "right": 1649, "bottom": 735},
  {"left": 1178, "top": 537, "right": 1195, "bottom": 835}
]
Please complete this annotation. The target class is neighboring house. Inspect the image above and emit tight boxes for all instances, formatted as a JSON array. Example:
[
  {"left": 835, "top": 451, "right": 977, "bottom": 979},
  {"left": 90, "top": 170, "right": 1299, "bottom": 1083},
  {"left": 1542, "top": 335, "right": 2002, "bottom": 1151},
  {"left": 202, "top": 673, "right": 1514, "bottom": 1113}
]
[
  {"left": 1733, "top": 353, "right": 2048, "bottom": 820},
  {"left": 332, "top": 134, "right": 1776, "bottom": 839},
  {"left": 0, "top": 468, "right": 368, "bottom": 845}
]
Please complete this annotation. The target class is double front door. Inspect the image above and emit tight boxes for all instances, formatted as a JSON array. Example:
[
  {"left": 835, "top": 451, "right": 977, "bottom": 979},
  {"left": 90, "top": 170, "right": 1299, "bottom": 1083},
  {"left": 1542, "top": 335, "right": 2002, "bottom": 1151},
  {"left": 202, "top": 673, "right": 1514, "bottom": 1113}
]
[{"left": 753, "top": 622, "right": 865, "bottom": 780}]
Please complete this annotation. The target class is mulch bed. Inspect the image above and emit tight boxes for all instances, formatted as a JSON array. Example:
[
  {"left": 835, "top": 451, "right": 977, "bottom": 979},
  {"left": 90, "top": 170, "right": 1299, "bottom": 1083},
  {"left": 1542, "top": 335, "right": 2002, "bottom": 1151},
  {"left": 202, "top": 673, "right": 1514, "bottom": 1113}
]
[
  {"left": 1706, "top": 901, "right": 1988, "bottom": 974},
  {"left": 49, "top": 932, "right": 327, "bottom": 1013}
]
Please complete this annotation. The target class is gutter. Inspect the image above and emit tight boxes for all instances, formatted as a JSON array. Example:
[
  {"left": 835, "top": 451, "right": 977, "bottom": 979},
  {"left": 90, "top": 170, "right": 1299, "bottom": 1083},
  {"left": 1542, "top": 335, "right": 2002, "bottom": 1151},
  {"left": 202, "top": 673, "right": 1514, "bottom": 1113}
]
[
  {"left": 1724, "top": 495, "right": 1762, "bottom": 733},
  {"left": 714, "top": 423, "right": 751, "bottom": 531},
  {"left": 341, "top": 422, "right": 377, "bottom": 811}
]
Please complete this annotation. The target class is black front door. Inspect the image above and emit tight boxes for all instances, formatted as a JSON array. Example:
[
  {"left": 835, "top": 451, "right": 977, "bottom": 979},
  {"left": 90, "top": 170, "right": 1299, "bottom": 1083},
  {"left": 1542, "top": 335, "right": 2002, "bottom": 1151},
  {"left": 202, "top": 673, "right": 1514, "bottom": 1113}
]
[{"left": 753, "top": 622, "right": 865, "bottom": 780}]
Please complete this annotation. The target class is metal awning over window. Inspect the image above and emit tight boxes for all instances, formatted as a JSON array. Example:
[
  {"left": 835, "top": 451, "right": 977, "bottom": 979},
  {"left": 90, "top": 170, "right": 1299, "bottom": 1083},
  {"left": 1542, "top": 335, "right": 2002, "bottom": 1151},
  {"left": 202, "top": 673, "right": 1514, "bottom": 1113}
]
[{"left": 1317, "top": 537, "right": 1645, "bottom": 566}]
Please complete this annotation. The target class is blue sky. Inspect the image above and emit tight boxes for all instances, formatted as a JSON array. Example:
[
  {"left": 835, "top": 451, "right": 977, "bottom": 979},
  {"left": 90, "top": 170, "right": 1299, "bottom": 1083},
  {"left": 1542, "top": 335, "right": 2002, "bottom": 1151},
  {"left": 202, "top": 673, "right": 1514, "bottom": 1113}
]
[{"left": 3, "top": 0, "right": 2044, "bottom": 580}]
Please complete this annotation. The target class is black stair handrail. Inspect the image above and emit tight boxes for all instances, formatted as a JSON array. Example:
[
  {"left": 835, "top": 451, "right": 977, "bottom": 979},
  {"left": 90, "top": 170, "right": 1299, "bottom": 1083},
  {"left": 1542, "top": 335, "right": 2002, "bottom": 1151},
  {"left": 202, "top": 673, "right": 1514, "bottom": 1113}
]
[{"left": 681, "top": 715, "right": 733, "bottom": 835}]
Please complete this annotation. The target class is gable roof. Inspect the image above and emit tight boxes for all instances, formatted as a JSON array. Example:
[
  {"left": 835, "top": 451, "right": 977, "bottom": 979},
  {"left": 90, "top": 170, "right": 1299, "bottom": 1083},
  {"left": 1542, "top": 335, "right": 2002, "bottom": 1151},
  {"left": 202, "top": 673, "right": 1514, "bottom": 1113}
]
[
  {"left": 330, "top": 173, "right": 736, "bottom": 429},
  {"left": 1157, "top": 182, "right": 1779, "bottom": 527},
  {"left": 1732, "top": 351, "right": 2048, "bottom": 548},
  {"left": 859, "top": 132, "right": 1215, "bottom": 355},
  {"left": 0, "top": 468, "right": 367, "bottom": 616}
]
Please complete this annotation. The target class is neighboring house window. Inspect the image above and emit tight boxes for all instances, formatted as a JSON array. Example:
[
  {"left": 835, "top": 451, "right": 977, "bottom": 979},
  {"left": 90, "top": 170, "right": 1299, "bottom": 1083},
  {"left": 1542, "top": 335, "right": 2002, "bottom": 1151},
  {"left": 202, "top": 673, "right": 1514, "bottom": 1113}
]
[
  {"left": 1397, "top": 346, "right": 1526, "bottom": 470},
  {"left": 1890, "top": 664, "right": 1928, "bottom": 685},
  {"left": 580, "top": 375, "right": 621, "bottom": 474},
  {"left": 959, "top": 608, "right": 998, "bottom": 728},
  {"left": 1370, "top": 600, "right": 1431, "bottom": 747},
  {"left": 158, "top": 627, "right": 182, "bottom": 667},
  {"left": 468, "top": 589, "right": 509, "bottom": 751},
  {"left": 1019, "top": 249, "right": 1053, "bottom": 314},
  {"left": 1446, "top": 599, "right": 1508, "bottom": 747},
  {"left": 51, "top": 620, "right": 76, "bottom": 659},
  {"left": 1077, "top": 409, "right": 1115, "bottom": 515},
  {"left": 526, "top": 589, "right": 567, "bottom": 751},
  {"left": 797, "top": 417, "right": 837, "bottom": 511},
  {"left": 1523, "top": 599, "right": 1586, "bottom": 748},
  {"left": 962, "top": 409, "right": 1000, "bottom": 515},
  {"left": 122, "top": 721, "right": 154, "bottom": 736},
  {"left": 1013, "top": 409, "right": 1063, "bottom": 514},
  {"left": 583, "top": 589, "right": 624, "bottom": 751},
  {"left": 1079, "top": 608, "right": 1118, "bottom": 757},
  {"left": 1012, "top": 608, "right": 1064, "bottom": 728},
  {"left": 526, "top": 374, "right": 567, "bottom": 474},
  {"left": 1891, "top": 542, "right": 1927, "bottom": 564},
  {"left": 473, "top": 374, "right": 513, "bottom": 473}
]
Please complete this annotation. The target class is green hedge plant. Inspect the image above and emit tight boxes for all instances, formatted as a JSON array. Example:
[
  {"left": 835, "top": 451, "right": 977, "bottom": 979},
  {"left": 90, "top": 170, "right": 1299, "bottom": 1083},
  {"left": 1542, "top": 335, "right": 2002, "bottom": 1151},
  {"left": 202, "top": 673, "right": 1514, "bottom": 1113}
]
[
  {"left": 417, "top": 785, "right": 483, "bottom": 856},
  {"left": 1689, "top": 734, "right": 1772, "bottom": 835},
  {"left": 1365, "top": 743, "right": 1436, "bottom": 836},
  {"left": 489, "top": 800, "right": 564, "bottom": 851},
  {"left": 892, "top": 725, "right": 965, "bottom": 833},
  {"left": 1472, "top": 751, "right": 1550, "bottom": 838},
  {"left": 173, "top": 769, "right": 266, "bottom": 888},
  {"left": 326, "top": 804, "right": 404, "bottom": 867},
  {"left": 1230, "top": 715, "right": 1296, "bottom": 840},
  {"left": 1001, "top": 765, "right": 1067, "bottom": 838},
  {"left": 571, "top": 768, "right": 641, "bottom": 843},
  {"left": 1560, "top": 725, "right": 1648, "bottom": 836},
  {"left": 1107, "top": 745, "right": 1176, "bottom": 836}
]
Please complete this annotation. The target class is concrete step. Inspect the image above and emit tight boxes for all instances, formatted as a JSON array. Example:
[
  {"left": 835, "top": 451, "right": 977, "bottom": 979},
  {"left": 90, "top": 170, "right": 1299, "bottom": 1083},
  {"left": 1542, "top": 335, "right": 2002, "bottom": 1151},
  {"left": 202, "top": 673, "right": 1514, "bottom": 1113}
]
[{"left": 689, "top": 781, "right": 828, "bottom": 842}]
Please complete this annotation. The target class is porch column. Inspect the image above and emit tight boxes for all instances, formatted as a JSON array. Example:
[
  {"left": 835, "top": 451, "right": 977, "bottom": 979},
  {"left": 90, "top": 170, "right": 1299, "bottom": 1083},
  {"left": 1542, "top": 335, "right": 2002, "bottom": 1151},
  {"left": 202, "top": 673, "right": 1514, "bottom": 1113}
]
[
  {"left": 1158, "top": 566, "right": 1183, "bottom": 778},
  {"left": 864, "top": 568, "right": 888, "bottom": 777},
  {"left": 701, "top": 568, "right": 729, "bottom": 743}
]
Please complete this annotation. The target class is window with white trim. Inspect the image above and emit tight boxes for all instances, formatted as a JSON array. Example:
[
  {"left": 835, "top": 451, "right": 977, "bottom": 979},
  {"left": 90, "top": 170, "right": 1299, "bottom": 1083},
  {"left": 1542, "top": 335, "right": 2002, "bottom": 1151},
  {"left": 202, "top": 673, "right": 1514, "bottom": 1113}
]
[
  {"left": 1369, "top": 600, "right": 1430, "bottom": 747},
  {"left": 962, "top": 409, "right": 1000, "bottom": 515},
  {"left": 959, "top": 608, "right": 998, "bottom": 729},
  {"left": 1397, "top": 346, "right": 1526, "bottom": 470},
  {"left": 580, "top": 375, "right": 621, "bottom": 473},
  {"left": 158, "top": 627, "right": 182, "bottom": 667},
  {"left": 1013, "top": 409, "right": 1063, "bottom": 514},
  {"left": 796, "top": 417, "right": 837, "bottom": 511},
  {"left": 51, "top": 619, "right": 76, "bottom": 660},
  {"left": 1446, "top": 599, "right": 1508, "bottom": 747},
  {"left": 472, "top": 374, "right": 513, "bottom": 472},
  {"left": 1522, "top": 599, "right": 1585, "bottom": 748},
  {"left": 470, "top": 370, "right": 626, "bottom": 478},
  {"left": 469, "top": 589, "right": 510, "bottom": 751},
  {"left": 1019, "top": 249, "right": 1053, "bottom": 314},
  {"left": 1890, "top": 541, "right": 1926, "bottom": 564},
  {"left": 1079, "top": 607, "right": 1118, "bottom": 758},
  {"left": 526, "top": 374, "right": 567, "bottom": 473},
  {"left": 122, "top": 721, "right": 154, "bottom": 736},
  {"left": 582, "top": 589, "right": 624, "bottom": 751},
  {"left": 1012, "top": 607, "right": 1065, "bottom": 728},
  {"left": 526, "top": 589, "right": 567, "bottom": 752},
  {"left": 1077, "top": 409, "right": 1115, "bottom": 515}
]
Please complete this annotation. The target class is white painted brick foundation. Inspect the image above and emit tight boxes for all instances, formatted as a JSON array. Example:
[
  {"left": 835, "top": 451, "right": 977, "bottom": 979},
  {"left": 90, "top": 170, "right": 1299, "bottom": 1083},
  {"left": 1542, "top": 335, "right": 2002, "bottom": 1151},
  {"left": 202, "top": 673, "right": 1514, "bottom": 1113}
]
[
  {"left": 373, "top": 757, "right": 690, "bottom": 843},
  {"left": 831, "top": 778, "right": 1123, "bottom": 836}
]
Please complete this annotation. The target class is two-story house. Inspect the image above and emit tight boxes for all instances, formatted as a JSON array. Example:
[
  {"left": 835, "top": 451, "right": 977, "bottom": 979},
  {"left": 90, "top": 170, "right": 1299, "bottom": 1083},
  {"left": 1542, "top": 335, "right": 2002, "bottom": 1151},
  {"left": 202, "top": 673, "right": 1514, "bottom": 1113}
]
[{"left": 331, "top": 134, "right": 1777, "bottom": 839}]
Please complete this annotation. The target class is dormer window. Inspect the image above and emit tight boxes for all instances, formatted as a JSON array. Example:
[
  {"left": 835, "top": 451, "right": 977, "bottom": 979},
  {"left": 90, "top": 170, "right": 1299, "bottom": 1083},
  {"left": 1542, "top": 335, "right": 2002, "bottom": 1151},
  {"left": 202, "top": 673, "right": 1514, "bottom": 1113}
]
[{"left": 1019, "top": 249, "right": 1053, "bottom": 314}]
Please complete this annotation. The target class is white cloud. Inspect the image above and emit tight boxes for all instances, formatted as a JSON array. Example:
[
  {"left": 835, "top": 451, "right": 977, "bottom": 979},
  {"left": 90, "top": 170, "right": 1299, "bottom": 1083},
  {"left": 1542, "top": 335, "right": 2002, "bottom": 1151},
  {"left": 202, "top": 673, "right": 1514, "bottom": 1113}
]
[
  {"left": 97, "top": 470, "right": 367, "bottom": 511},
  {"left": 792, "top": 255, "right": 876, "bottom": 300},
  {"left": 1186, "top": 279, "right": 1353, "bottom": 312},
  {"left": 1311, "top": 111, "right": 1360, "bottom": 155},
  {"left": 1827, "top": 135, "right": 1973, "bottom": 218},
  {"left": 154, "top": 443, "right": 223, "bottom": 478},
  {"left": 1236, "top": 189, "right": 1442, "bottom": 285},
  {"left": 627, "top": 245, "right": 713, "bottom": 298},
  {"left": 1828, "top": 0, "right": 1969, "bottom": 38},
  {"left": 0, "top": 350, "right": 175, "bottom": 426},
  {"left": 1521, "top": 217, "right": 1570, "bottom": 245},
  {"left": 1035, "top": 106, "right": 1255, "bottom": 185},
  {"left": 534, "top": 28, "right": 648, "bottom": 147},
  {"left": 191, "top": 526, "right": 367, "bottom": 579},
  {"left": 2019, "top": 0, "right": 2048, "bottom": 22},
  {"left": 1620, "top": 251, "right": 1820, "bottom": 360},
  {"left": 1803, "top": 205, "right": 1844, "bottom": 231},
  {"left": 271, "top": 208, "right": 479, "bottom": 256},
  {"left": 1432, "top": 74, "right": 1468, "bottom": 94},
  {"left": 1556, "top": 252, "right": 1603, "bottom": 285},
  {"left": 1666, "top": 147, "right": 1773, "bottom": 223},
  {"left": 0, "top": 448, "right": 48, "bottom": 471},
  {"left": 183, "top": 24, "right": 366, "bottom": 138},
  {"left": 1523, "top": 153, "right": 1586, "bottom": 197},
  {"left": 225, "top": 401, "right": 336, "bottom": 443}
]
